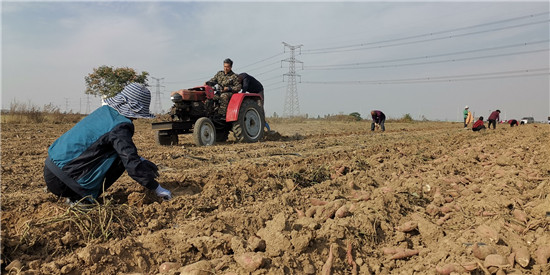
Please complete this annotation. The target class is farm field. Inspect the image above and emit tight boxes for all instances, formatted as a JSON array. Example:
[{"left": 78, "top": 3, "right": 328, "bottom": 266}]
[{"left": 1, "top": 118, "right": 549, "bottom": 274}]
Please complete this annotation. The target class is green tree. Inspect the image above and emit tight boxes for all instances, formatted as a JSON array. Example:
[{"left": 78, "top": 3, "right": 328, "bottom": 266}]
[
  {"left": 85, "top": 66, "right": 149, "bottom": 98},
  {"left": 349, "top": 112, "right": 362, "bottom": 121}
]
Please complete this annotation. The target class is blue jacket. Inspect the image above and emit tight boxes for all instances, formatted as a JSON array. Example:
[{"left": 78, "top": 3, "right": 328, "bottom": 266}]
[{"left": 46, "top": 105, "right": 158, "bottom": 198}]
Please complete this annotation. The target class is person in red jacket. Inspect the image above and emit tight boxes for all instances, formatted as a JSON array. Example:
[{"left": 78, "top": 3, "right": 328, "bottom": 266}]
[
  {"left": 472, "top": 116, "right": 486, "bottom": 132},
  {"left": 508, "top": 119, "right": 519, "bottom": 127},
  {"left": 487, "top": 109, "right": 501, "bottom": 129}
]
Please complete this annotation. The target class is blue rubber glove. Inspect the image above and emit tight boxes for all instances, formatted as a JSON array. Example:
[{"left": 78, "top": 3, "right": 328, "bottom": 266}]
[{"left": 155, "top": 185, "right": 172, "bottom": 201}]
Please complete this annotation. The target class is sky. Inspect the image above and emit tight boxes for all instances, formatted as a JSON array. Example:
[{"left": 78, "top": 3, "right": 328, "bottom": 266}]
[{"left": 2, "top": 0, "right": 549, "bottom": 121}]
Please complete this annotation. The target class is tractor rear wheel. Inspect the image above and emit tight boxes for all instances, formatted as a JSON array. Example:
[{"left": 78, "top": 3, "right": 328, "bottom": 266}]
[
  {"left": 193, "top": 117, "right": 216, "bottom": 146},
  {"left": 156, "top": 131, "right": 178, "bottom": 146},
  {"left": 232, "top": 99, "right": 265, "bottom": 143}
]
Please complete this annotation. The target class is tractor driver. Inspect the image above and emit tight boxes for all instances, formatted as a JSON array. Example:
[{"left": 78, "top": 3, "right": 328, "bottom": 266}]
[{"left": 206, "top": 58, "right": 242, "bottom": 117}]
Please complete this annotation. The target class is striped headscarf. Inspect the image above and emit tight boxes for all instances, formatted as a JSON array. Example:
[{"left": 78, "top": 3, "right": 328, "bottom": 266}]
[{"left": 103, "top": 83, "right": 155, "bottom": 119}]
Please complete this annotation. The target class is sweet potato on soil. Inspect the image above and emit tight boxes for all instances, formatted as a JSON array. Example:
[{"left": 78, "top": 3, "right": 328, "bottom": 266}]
[
  {"left": 436, "top": 213, "right": 451, "bottom": 226},
  {"left": 389, "top": 249, "right": 419, "bottom": 260},
  {"left": 335, "top": 205, "right": 350, "bottom": 218},
  {"left": 234, "top": 252, "right": 264, "bottom": 272},
  {"left": 295, "top": 208, "right": 305, "bottom": 218},
  {"left": 435, "top": 263, "right": 466, "bottom": 275},
  {"left": 512, "top": 209, "right": 528, "bottom": 224},
  {"left": 348, "top": 190, "right": 370, "bottom": 201},
  {"left": 159, "top": 262, "right": 181, "bottom": 273},
  {"left": 535, "top": 245, "right": 550, "bottom": 265},
  {"left": 321, "top": 244, "right": 335, "bottom": 275},
  {"left": 395, "top": 221, "right": 418, "bottom": 232},
  {"left": 460, "top": 261, "right": 478, "bottom": 272},
  {"left": 382, "top": 247, "right": 406, "bottom": 255},
  {"left": 472, "top": 243, "right": 497, "bottom": 260},
  {"left": 425, "top": 204, "right": 439, "bottom": 216},
  {"left": 310, "top": 198, "right": 328, "bottom": 206}
]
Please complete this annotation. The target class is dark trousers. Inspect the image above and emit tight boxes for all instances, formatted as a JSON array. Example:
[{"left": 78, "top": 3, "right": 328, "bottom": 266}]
[
  {"left": 488, "top": 119, "right": 496, "bottom": 129},
  {"left": 44, "top": 158, "right": 125, "bottom": 202},
  {"left": 371, "top": 119, "right": 386, "bottom": 131},
  {"left": 464, "top": 118, "right": 467, "bottom": 128},
  {"left": 473, "top": 125, "right": 486, "bottom": 132}
]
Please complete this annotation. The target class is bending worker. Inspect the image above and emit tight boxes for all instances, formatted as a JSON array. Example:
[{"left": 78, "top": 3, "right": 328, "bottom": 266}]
[{"left": 44, "top": 83, "right": 172, "bottom": 204}]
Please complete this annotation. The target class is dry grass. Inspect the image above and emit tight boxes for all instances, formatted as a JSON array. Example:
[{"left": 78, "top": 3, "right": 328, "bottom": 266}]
[{"left": 1, "top": 101, "right": 84, "bottom": 124}]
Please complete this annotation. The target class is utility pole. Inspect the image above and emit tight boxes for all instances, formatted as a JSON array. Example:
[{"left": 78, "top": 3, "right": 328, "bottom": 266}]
[
  {"left": 151, "top": 77, "right": 165, "bottom": 114},
  {"left": 85, "top": 95, "right": 91, "bottom": 114},
  {"left": 282, "top": 42, "right": 303, "bottom": 118},
  {"left": 64, "top": 98, "right": 69, "bottom": 113}
]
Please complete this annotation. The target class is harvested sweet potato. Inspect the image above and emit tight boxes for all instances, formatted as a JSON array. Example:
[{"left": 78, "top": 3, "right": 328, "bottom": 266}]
[
  {"left": 395, "top": 221, "right": 418, "bottom": 232},
  {"left": 335, "top": 205, "right": 350, "bottom": 218},
  {"left": 512, "top": 209, "right": 528, "bottom": 223},
  {"left": 390, "top": 249, "right": 419, "bottom": 260},
  {"left": 460, "top": 261, "right": 478, "bottom": 272},
  {"left": 535, "top": 244, "right": 550, "bottom": 265},
  {"left": 159, "top": 262, "right": 181, "bottom": 273},
  {"left": 436, "top": 213, "right": 451, "bottom": 226},
  {"left": 435, "top": 263, "right": 466, "bottom": 275},
  {"left": 295, "top": 208, "right": 305, "bottom": 218},
  {"left": 234, "top": 252, "right": 264, "bottom": 272},
  {"left": 321, "top": 244, "right": 334, "bottom": 275},
  {"left": 472, "top": 243, "right": 497, "bottom": 260},
  {"left": 382, "top": 247, "right": 406, "bottom": 255},
  {"left": 310, "top": 198, "right": 328, "bottom": 206}
]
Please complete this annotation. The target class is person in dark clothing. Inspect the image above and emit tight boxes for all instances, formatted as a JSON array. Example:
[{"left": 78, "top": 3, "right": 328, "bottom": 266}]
[
  {"left": 472, "top": 116, "right": 486, "bottom": 131},
  {"left": 508, "top": 119, "right": 519, "bottom": 127},
  {"left": 487, "top": 109, "right": 501, "bottom": 129},
  {"left": 44, "top": 83, "right": 172, "bottom": 204},
  {"left": 207, "top": 58, "right": 242, "bottom": 116},
  {"left": 371, "top": 110, "right": 386, "bottom": 131},
  {"left": 238, "top": 73, "right": 264, "bottom": 105}
]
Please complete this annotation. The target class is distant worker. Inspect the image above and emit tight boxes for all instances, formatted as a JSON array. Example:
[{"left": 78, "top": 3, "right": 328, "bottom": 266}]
[
  {"left": 487, "top": 109, "right": 501, "bottom": 129},
  {"left": 238, "top": 73, "right": 264, "bottom": 105},
  {"left": 371, "top": 110, "right": 386, "bottom": 132},
  {"left": 464, "top": 106, "right": 473, "bottom": 129},
  {"left": 472, "top": 116, "right": 486, "bottom": 132},
  {"left": 206, "top": 58, "right": 242, "bottom": 117},
  {"left": 44, "top": 83, "right": 172, "bottom": 205},
  {"left": 508, "top": 119, "right": 519, "bottom": 127}
]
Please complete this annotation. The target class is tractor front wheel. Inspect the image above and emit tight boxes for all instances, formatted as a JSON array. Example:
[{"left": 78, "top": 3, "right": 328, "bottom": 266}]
[
  {"left": 232, "top": 100, "right": 265, "bottom": 143},
  {"left": 193, "top": 117, "right": 216, "bottom": 146}
]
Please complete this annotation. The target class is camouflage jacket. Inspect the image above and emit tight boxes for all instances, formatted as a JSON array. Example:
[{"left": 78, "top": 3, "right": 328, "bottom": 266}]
[{"left": 208, "top": 70, "right": 242, "bottom": 93}]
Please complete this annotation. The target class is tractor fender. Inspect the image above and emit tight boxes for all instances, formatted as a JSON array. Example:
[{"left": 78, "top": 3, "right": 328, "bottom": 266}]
[{"left": 226, "top": 93, "right": 262, "bottom": 122}]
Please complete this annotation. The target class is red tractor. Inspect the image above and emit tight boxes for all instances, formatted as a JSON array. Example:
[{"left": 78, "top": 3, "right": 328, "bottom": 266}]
[{"left": 152, "top": 84, "right": 265, "bottom": 146}]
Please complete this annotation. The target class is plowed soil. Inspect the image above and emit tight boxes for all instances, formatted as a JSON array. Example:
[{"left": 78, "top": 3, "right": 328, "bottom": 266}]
[{"left": 1, "top": 119, "right": 549, "bottom": 275}]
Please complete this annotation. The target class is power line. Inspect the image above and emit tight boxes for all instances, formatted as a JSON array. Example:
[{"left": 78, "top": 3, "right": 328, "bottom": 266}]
[
  {"left": 305, "top": 48, "right": 549, "bottom": 71},
  {"left": 304, "top": 12, "right": 549, "bottom": 54},
  {"left": 239, "top": 52, "right": 285, "bottom": 70},
  {"left": 301, "top": 68, "right": 549, "bottom": 85},
  {"left": 306, "top": 40, "right": 549, "bottom": 69}
]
